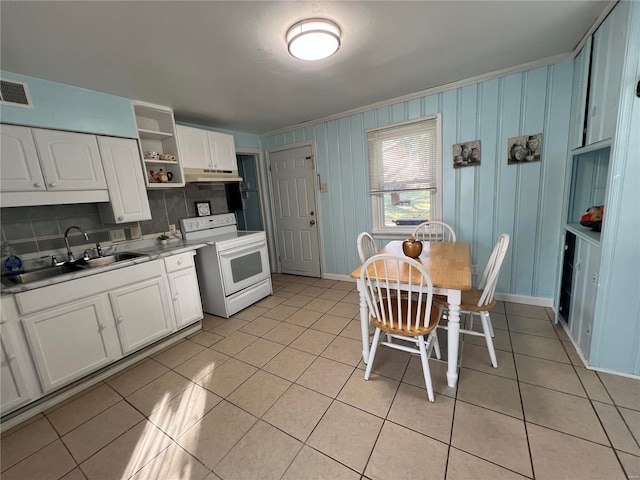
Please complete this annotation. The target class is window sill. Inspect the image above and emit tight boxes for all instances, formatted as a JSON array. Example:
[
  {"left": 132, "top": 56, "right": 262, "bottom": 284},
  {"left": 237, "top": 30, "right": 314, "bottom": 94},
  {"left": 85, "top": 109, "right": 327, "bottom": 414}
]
[{"left": 371, "top": 231, "right": 412, "bottom": 241}]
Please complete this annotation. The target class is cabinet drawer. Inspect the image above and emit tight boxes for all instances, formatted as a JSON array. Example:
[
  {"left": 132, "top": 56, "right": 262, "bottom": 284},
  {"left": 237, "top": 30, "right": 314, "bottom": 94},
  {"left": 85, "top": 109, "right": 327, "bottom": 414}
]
[
  {"left": 15, "top": 260, "right": 161, "bottom": 316},
  {"left": 164, "top": 252, "right": 194, "bottom": 273}
]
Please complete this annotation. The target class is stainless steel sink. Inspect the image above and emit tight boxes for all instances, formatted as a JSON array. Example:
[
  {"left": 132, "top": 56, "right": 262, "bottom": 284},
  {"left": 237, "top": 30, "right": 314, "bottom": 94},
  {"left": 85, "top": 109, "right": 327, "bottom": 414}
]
[
  {"left": 77, "top": 252, "right": 145, "bottom": 268},
  {"left": 1, "top": 252, "right": 146, "bottom": 286},
  {"left": 1, "top": 264, "right": 82, "bottom": 285}
]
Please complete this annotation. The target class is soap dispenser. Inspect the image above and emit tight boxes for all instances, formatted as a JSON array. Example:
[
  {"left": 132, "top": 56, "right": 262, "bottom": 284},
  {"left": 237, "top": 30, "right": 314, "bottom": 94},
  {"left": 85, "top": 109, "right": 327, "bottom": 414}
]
[{"left": 3, "top": 245, "right": 23, "bottom": 275}]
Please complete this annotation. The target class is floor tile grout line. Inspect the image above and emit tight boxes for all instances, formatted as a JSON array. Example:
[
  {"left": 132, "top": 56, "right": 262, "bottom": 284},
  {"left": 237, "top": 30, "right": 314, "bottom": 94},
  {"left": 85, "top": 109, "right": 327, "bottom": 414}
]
[
  {"left": 0, "top": 415, "right": 65, "bottom": 475},
  {"left": 505, "top": 310, "right": 537, "bottom": 479},
  {"left": 562, "top": 341, "right": 637, "bottom": 477}
]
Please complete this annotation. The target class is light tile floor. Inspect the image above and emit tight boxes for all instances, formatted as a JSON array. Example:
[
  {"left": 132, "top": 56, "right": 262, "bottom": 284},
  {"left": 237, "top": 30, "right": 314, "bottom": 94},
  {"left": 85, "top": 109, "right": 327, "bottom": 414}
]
[{"left": 2, "top": 274, "right": 639, "bottom": 479}]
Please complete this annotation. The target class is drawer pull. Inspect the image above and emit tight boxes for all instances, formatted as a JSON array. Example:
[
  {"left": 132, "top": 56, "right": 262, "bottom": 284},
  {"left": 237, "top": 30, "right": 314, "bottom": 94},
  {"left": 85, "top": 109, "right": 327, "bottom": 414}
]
[
  {"left": 118, "top": 216, "right": 124, "bottom": 221},
  {"left": 99, "top": 323, "right": 107, "bottom": 331},
  {"left": 116, "top": 316, "right": 124, "bottom": 324},
  {"left": 177, "top": 258, "right": 184, "bottom": 265},
  {"left": 48, "top": 182, "right": 56, "bottom": 188},
  {"left": 173, "top": 293, "right": 179, "bottom": 301},
  {"left": 34, "top": 182, "right": 43, "bottom": 188}
]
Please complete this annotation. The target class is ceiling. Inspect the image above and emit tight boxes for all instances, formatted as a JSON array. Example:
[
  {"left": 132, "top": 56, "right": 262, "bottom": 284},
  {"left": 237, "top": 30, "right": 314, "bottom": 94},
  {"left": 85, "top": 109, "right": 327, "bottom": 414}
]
[{"left": 0, "top": 1, "right": 611, "bottom": 135}]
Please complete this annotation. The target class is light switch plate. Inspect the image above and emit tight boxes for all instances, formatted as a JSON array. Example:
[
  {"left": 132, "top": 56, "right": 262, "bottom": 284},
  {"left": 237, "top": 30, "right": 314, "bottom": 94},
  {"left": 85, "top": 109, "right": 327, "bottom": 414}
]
[
  {"left": 109, "top": 229, "right": 126, "bottom": 242},
  {"left": 130, "top": 225, "right": 142, "bottom": 240},
  {"left": 320, "top": 183, "right": 329, "bottom": 193}
]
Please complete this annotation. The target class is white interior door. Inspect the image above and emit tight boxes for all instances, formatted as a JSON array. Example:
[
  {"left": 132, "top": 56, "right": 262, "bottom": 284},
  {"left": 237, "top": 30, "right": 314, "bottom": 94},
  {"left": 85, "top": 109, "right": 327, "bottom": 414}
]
[{"left": 269, "top": 145, "right": 320, "bottom": 277}]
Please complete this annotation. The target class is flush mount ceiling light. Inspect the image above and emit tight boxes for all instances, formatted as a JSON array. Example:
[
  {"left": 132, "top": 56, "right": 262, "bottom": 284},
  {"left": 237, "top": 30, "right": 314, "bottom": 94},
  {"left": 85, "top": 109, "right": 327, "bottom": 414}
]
[{"left": 286, "top": 18, "right": 341, "bottom": 61}]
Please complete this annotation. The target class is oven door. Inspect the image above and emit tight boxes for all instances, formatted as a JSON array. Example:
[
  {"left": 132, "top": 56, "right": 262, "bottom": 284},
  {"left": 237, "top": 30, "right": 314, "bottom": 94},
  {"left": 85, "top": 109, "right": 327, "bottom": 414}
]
[{"left": 218, "top": 239, "right": 270, "bottom": 296}]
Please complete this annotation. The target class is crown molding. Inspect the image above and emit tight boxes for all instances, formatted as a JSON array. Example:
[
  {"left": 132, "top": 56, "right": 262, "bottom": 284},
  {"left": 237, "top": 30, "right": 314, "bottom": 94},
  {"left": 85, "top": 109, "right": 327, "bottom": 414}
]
[{"left": 261, "top": 2, "right": 618, "bottom": 139}]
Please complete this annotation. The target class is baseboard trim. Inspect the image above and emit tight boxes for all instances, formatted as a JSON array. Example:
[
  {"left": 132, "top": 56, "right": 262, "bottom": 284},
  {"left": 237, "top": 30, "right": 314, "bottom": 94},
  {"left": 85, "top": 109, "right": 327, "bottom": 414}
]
[
  {"left": 322, "top": 273, "right": 356, "bottom": 283},
  {"left": 0, "top": 323, "right": 202, "bottom": 433},
  {"left": 494, "top": 293, "right": 554, "bottom": 307}
]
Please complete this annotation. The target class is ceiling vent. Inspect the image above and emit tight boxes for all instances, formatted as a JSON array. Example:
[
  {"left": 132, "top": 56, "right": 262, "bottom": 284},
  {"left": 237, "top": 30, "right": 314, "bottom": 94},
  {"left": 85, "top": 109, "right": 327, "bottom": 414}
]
[{"left": 0, "top": 78, "right": 33, "bottom": 108}]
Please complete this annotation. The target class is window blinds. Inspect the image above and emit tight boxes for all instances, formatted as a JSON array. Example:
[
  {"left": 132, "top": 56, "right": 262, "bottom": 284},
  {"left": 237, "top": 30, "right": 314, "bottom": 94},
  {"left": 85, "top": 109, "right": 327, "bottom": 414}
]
[{"left": 367, "top": 118, "right": 438, "bottom": 194}]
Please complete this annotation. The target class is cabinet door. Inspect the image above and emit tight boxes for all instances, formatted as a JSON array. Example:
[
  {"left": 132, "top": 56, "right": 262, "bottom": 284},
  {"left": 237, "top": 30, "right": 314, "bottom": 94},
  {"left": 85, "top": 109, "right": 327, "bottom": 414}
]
[
  {"left": 569, "top": 239, "right": 601, "bottom": 360},
  {"left": 109, "top": 278, "right": 174, "bottom": 355},
  {"left": 169, "top": 268, "right": 203, "bottom": 329},
  {"left": 177, "top": 125, "right": 212, "bottom": 169},
  {"left": 0, "top": 125, "right": 46, "bottom": 192},
  {"left": 1, "top": 323, "right": 32, "bottom": 412},
  {"left": 207, "top": 131, "right": 237, "bottom": 171},
  {"left": 21, "top": 296, "right": 120, "bottom": 393},
  {"left": 33, "top": 129, "right": 107, "bottom": 191},
  {"left": 98, "top": 136, "right": 151, "bottom": 223},
  {"left": 586, "top": 3, "right": 627, "bottom": 145}
]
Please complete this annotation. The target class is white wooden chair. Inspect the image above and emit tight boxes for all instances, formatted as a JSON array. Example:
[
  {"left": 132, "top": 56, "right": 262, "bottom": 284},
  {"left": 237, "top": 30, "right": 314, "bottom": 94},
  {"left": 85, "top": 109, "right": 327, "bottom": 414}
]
[
  {"left": 434, "top": 233, "right": 510, "bottom": 368},
  {"left": 361, "top": 254, "right": 440, "bottom": 401},
  {"left": 412, "top": 221, "right": 457, "bottom": 242},
  {"left": 357, "top": 232, "right": 377, "bottom": 263}
]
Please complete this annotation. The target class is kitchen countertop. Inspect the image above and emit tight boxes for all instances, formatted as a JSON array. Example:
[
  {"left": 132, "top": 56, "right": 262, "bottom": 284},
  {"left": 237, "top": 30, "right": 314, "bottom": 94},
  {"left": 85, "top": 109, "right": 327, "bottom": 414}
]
[{"left": 0, "top": 238, "right": 209, "bottom": 295}]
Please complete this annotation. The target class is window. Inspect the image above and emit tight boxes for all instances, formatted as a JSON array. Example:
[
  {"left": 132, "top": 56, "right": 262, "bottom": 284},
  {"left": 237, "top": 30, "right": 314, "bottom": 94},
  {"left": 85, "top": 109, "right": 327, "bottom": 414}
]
[{"left": 367, "top": 115, "right": 441, "bottom": 236}]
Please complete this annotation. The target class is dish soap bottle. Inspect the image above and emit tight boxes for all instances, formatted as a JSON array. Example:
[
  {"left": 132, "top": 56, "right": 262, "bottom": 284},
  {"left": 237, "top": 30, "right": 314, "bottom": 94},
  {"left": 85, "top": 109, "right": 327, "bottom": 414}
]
[{"left": 3, "top": 245, "right": 23, "bottom": 275}]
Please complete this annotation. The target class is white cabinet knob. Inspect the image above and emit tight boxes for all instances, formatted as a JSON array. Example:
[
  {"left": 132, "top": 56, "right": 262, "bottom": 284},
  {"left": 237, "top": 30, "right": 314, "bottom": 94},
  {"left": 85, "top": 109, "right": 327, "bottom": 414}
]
[
  {"left": 99, "top": 323, "right": 106, "bottom": 331},
  {"left": 117, "top": 216, "right": 124, "bottom": 221},
  {"left": 6, "top": 353, "right": 16, "bottom": 362},
  {"left": 34, "top": 182, "right": 43, "bottom": 188},
  {"left": 48, "top": 182, "right": 56, "bottom": 188},
  {"left": 173, "top": 293, "right": 179, "bottom": 301},
  {"left": 117, "top": 317, "right": 123, "bottom": 324},
  {"left": 177, "top": 258, "right": 184, "bottom": 265}
]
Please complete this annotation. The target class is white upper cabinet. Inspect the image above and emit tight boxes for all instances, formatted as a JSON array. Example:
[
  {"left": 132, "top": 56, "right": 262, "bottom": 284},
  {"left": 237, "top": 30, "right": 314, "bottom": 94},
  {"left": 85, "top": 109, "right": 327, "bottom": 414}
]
[
  {"left": 177, "top": 124, "right": 238, "bottom": 172},
  {"left": 176, "top": 125, "right": 213, "bottom": 169},
  {"left": 98, "top": 136, "right": 151, "bottom": 223},
  {"left": 586, "top": 3, "right": 628, "bottom": 145},
  {"left": 0, "top": 124, "right": 45, "bottom": 192},
  {"left": 208, "top": 131, "right": 237, "bottom": 171},
  {"left": 32, "top": 129, "right": 107, "bottom": 191}
]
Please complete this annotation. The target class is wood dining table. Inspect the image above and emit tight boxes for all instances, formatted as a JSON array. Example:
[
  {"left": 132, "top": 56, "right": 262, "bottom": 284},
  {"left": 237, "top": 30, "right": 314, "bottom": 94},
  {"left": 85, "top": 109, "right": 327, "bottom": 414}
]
[{"left": 350, "top": 240, "right": 472, "bottom": 388}]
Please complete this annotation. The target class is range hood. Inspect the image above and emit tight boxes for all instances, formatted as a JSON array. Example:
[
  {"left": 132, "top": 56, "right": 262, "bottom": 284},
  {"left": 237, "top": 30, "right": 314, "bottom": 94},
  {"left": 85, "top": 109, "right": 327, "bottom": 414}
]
[{"left": 184, "top": 168, "right": 243, "bottom": 183}]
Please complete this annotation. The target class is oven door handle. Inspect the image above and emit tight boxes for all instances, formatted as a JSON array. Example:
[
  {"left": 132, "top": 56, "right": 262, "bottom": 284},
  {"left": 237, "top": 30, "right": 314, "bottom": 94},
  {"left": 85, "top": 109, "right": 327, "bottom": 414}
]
[{"left": 218, "top": 241, "right": 267, "bottom": 260}]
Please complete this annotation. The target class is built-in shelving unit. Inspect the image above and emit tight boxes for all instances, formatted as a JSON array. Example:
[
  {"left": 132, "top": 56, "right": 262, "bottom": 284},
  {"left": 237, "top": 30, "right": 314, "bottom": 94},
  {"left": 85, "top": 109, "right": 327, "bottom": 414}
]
[{"left": 132, "top": 102, "right": 185, "bottom": 188}]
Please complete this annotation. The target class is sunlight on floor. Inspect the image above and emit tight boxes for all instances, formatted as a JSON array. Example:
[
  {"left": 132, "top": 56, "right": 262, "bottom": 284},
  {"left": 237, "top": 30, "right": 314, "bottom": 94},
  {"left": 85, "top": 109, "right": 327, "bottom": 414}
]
[{"left": 123, "top": 361, "right": 222, "bottom": 479}]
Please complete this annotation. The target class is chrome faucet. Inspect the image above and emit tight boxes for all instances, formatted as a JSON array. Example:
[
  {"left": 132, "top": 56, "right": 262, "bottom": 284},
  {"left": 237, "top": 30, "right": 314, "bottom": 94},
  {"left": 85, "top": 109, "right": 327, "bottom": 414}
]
[{"left": 64, "top": 226, "right": 89, "bottom": 262}]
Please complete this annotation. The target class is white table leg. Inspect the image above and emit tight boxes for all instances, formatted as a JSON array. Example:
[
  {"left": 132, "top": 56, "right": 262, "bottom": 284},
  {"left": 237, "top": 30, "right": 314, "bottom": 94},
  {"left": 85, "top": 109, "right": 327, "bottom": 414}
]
[
  {"left": 446, "top": 289, "right": 462, "bottom": 388},
  {"left": 357, "top": 280, "right": 370, "bottom": 364}
]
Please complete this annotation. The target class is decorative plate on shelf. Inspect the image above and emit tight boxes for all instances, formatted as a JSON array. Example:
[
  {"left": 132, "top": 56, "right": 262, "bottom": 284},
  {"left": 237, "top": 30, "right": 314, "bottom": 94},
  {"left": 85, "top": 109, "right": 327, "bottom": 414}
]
[{"left": 580, "top": 220, "right": 602, "bottom": 232}]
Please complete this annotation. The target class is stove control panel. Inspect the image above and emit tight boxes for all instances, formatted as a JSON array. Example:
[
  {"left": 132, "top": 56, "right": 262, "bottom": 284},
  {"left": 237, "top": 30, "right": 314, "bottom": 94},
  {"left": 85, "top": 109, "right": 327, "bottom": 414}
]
[{"left": 180, "top": 213, "right": 237, "bottom": 233}]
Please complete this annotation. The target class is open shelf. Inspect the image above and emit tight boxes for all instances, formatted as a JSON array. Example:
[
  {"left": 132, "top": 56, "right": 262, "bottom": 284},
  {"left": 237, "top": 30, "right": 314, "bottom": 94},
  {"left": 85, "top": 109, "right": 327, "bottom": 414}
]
[
  {"left": 138, "top": 129, "right": 173, "bottom": 141},
  {"left": 132, "top": 101, "right": 185, "bottom": 188}
]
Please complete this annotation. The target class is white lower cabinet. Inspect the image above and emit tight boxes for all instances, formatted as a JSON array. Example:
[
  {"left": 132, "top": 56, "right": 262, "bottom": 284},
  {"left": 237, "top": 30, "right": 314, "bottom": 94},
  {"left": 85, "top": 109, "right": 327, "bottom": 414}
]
[
  {"left": 1, "top": 323, "right": 33, "bottom": 412},
  {"left": 109, "top": 278, "right": 174, "bottom": 355},
  {"left": 164, "top": 252, "right": 203, "bottom": 329},
  {"left": 21, "top": 296, "right": 120, "bottom": 393},
  {"left": 570, "top": 237, "right": 601, "bottom": 359},
  {"left": 4, "top": 258, "right": 193, "bottom": 407}
]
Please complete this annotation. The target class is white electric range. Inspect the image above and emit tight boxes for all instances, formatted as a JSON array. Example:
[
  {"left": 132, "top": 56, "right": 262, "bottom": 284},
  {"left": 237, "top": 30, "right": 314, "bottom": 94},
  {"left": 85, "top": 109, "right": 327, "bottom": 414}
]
[{"left": 180, "top": 213, "right": 272, "bottom": 318}]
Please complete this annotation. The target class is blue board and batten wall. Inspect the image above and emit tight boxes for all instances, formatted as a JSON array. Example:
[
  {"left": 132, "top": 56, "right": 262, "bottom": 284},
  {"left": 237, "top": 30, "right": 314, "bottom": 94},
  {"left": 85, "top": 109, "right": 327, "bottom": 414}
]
[{"left": 262, "top": 61, "right": 574, "bottom": 302}]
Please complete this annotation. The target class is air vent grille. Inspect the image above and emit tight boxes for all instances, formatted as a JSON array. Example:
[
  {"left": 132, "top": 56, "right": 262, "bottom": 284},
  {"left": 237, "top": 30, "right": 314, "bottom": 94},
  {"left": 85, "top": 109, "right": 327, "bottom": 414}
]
[{"left": 0, "top": 79, "right": 33, "bottom": 107}]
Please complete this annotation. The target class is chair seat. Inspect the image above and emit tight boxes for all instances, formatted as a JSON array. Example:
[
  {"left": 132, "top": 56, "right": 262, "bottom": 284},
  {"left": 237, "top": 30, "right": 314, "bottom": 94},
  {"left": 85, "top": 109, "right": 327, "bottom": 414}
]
[
  {"left": 433, "top": 288, "right": 496, "bottom": 312},
  {"left": 371, "top": 299, "right": 440, "bottom": 336}
]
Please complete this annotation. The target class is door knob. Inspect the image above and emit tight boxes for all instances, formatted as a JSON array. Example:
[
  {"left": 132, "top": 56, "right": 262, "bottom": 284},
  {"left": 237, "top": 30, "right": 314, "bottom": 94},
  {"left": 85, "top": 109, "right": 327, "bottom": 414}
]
[
  {"left": 309, "top": 219, "right": 316, "bottom": 226},
  {"left": 310, "top": 211, "right": 315, "bottom": 216}
]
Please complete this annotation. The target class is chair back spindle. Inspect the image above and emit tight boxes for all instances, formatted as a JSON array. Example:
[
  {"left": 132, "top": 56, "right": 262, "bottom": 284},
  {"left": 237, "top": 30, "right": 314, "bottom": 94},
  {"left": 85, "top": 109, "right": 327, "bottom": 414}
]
[
  {"left": 357, "top": 232, "right": 377, "bottom": 263},
  {"left": 477, "top": 233, "right": 510, "bottom": 307},
  {"left": 412, "top": 221, "right": 457, "bottom": 242}
]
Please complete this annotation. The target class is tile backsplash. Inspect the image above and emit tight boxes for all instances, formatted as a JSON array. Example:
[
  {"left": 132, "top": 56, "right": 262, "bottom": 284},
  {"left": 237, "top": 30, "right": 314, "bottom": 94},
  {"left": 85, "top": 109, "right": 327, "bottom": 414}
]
[{"left": 0, "top": 184, "right": 228, "bottom": 257}]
